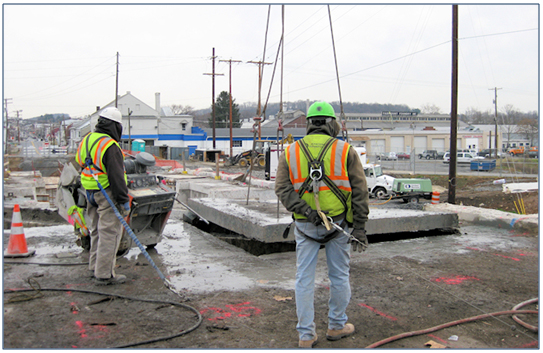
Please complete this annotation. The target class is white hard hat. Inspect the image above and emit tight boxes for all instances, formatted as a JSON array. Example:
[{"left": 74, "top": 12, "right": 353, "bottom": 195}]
[{"left": 99, "top": 107, "right": 122, "bottom": 124}]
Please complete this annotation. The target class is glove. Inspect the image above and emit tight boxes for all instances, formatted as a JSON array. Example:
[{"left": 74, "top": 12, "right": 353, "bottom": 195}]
[
  {"left": 303, "top": 207, "right": 322, "bottom": 226},
  {"left": 120, "top": 202, "right": 130, "bottom": 217},
  {"left": 350, "top": 229, "right": 368, "bottom": 252}
]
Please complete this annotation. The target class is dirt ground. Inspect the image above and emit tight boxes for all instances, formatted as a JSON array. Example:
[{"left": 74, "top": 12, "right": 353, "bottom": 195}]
[{"left": 3, "top": 164, "right": 539, "bottom": 349}]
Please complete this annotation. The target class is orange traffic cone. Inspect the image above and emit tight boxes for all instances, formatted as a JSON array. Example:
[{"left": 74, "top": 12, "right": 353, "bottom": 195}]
[{"left": 4, "top": 204, "right": 35, "bottom": 258}]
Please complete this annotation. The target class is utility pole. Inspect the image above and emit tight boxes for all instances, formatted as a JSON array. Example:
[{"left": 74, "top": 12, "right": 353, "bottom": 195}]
[
  {"left": 4, "top": 98, "right": 12, "bottom": 155},
  {"left": 247, "top": 59, "right": 272, "bottom": 139},
  {"left": 204, "top": 48, "right": 224, "bottom": 149},
  {"left": 128, "top": 108, "right": 132, "bottom": 151},
  {"left": 489, "top": 87, "right": 502, "bottom": 158},
  {"left": 15, "top": 110, "right": 22, "bottom": 143},
  {"left": 115, "top": 52, "right": 119, "bottom": 108},
  {"left": 447, "top": 4, "right": 459, "bottom": 204},
  {"left": 219, "top": 58, "right": 241, "bottom": 158}
]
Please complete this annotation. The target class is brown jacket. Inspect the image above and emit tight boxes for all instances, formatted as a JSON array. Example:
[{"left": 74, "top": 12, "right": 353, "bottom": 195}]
[{"left": 274, "top": 119, "right": 370, "bottom": 230}]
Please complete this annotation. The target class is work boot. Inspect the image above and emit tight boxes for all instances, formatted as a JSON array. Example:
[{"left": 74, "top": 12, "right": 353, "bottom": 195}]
[
  {"left": 94, "top": 274, "right": 126, "bottom": 286},
  {"left": 326, "top": 323, "right": 355, "bottom": 341},
  {"left": 298, "top": 333, "right": 318, "bottom": 348}
]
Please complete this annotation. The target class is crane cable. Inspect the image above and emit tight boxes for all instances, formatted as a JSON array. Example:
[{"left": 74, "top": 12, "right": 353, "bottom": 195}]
[{"left": 327, "top": 5, "right": 348, "bottom": 142}]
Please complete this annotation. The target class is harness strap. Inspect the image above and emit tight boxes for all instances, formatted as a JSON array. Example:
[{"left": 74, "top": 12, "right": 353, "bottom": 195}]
[
  {"left": 296, "top": 137, "right": 336, "bottom": 196},
  {"left": 83, "top": 134, "right": 109, "bottom": 172},
  {"left": 297, "top": 137, "right": 349, "bottom": 213}
]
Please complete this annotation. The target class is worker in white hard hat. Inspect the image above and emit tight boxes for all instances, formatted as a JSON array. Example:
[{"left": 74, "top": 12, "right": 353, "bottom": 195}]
[{"left": 75, "top": 106, "right": 130, "bottom": 285}]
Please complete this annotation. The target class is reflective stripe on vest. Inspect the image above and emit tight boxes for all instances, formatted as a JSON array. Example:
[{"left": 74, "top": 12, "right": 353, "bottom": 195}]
[
  {"left": 76, "top": 132, "right": 120, "bottom": 190},
  {"left": 286, "top": 135, "right": 353, "bottom": 220}
]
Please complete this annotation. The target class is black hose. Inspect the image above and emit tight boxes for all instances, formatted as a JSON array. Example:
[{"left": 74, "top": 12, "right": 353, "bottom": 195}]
[{"left": 4, "top": 286, "right": 203, "bottom": 348}]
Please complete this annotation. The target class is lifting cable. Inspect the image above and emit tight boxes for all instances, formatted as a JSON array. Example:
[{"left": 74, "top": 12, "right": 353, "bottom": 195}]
[
  {"left": 327, "top": 5, "right": 349, "bottom": 142},
  {"left": 245, "top": 118, "right": 260, "bottom": 205},
  {"left": 275, "top": 5, "right": 286, "bottom": 219}
]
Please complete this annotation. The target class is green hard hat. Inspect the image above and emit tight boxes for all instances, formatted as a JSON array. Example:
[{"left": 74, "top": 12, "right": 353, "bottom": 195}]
[{"left": 306, "top": 101, "right": 336, "bottom": 119}]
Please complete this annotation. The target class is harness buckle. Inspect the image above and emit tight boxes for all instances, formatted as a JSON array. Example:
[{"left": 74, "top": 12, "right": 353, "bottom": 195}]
[{"left": 309, "top": 162, "right": 323, "bottom": 181}]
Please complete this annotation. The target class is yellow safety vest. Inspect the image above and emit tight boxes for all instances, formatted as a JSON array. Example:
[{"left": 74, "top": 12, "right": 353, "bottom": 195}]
[
  {"left": 286, "top": 134, "right": 353, "bottom": 222},
  {"left": 75, "top": 132, "right": 126, "bottom": 190}
]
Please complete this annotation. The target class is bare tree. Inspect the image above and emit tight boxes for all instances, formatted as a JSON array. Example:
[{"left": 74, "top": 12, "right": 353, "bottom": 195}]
[
  {"left": 501, "top": 104, "right": 520, "bottom": 148},
  {"left": 464, "top": 107, "right": 493, "bottom": 124},
  {"left": 517, "top": 117, "right": 538, "bottom": 147},
  {"left": 170, "top": 104, "right": 195, "bottom": 115},
  {"left": 421, "top": 103, "right": 442, "bottom": 114}
]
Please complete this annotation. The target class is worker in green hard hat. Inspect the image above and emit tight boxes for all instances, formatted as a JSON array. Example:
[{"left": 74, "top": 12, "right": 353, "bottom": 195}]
[{"left": 275, "top": 101, "right": 370, "bottom": 348}]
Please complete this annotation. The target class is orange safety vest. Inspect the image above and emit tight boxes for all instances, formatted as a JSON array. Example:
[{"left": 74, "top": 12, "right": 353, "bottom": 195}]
[{"left": 286, "top": 134, "right": 353, "bottom": 222}]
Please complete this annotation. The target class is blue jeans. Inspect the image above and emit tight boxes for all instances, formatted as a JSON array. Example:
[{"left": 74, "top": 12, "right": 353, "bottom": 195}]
[{"left": 294, "top": 219, "right": 351, "bottom": 341}]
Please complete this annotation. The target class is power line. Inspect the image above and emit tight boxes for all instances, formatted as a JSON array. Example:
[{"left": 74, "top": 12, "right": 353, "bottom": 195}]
[{"left": 459, "top": 27, "right": 537, "bottom": 40}]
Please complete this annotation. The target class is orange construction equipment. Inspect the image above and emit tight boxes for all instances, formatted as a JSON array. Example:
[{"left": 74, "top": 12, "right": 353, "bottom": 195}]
[
  {"left": 4, "top": 204, "right": 36, "bottom": 258},
  {"left": 431, "top": 191, "right": 440, "bottom": 205}
]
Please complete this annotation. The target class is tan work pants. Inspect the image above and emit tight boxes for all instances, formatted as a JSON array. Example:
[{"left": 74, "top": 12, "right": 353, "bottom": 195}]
[{"left": 86, "top": 188, "right": 123, "bottom": 279}]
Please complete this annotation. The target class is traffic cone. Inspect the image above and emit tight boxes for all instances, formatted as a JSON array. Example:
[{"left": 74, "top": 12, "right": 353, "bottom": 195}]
[
  {"left": 431, "top": 191, "right": 440, "bottom": 205},
  {"left": 4, "top": 204, "right": 35, "bottom": 258}
]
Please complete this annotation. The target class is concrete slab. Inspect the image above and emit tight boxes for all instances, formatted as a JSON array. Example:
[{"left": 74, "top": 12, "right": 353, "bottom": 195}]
[
  {"left": 425, "top": 203, "right": 538, "bottom": 236},
  {"left": 176, "top": 178, "right": 276, "bottom": 204},
  {"left": 187, "top": 198, "right": 459, "bottom": 243}
]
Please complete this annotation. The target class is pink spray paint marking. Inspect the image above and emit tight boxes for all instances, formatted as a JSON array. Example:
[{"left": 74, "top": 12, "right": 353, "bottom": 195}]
[
  {"left": 358, "top": 303, "right": 398, "bottom": 321},
  {"left": 517, "top": 340, "right": 538, "bottom": 348},
  {"left": 226, "top": 302, "right": 262, "bottom": 318},
  {"left": 75, "top": 320, "right": 87, "bottom": 338},
  {"left": 494, "top": 254, "right": 520, "bottom": 261},
  {"left": 426, "top": 334, "right": 448, "bottom": 345},
  {"left": 432, "top": 275, "right": 480, "bottom": 285},
  {"left": 200, "top": 302, "right": 262, "bottom": 321}
]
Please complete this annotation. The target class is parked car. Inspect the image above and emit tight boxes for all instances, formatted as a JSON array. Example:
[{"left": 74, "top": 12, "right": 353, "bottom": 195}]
[
  {"left": 418, "top": 150, "right": 439, "bottom": 159},
  {"left": 478, "top": 148, "right": 505, "bottom": 159},
  {"left": 458, "top": 149, "right": 478, "bottom": 155},
  {"left": 437, "top": 150, "right": 448, "bottom": 159},
  {"left": 443, "top": 152, "right": 483, "bottom": 164},
  {"left": 377, "top": 152, "right": 398, "bottom": 161},
  {"left": 397, "top": 152, "right": 411, "bottom": 160}
]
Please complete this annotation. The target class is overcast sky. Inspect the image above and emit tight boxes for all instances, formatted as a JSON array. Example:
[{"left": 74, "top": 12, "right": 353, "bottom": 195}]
[{"left": 3, "top": 2, "right": 539, "bottom": 120}]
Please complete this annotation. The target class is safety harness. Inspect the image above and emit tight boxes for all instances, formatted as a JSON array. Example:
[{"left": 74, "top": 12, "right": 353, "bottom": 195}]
[
  {"left": 290, "top": 137, "right": 349, "bottom": 244},
  {"left": 297, "top": 137, "right": 349, "bottom": 219},
  {"left": 81, "top": 133, "right": 109, "bottom": 173},
  {"left": 80, "top": 133, "right": 112, "bottom": 206}
]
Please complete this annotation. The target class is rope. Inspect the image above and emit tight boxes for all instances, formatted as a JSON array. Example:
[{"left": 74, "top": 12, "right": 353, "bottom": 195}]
[
  {"left": 6, "top": 278, "right": 43, "bottom": 303},
  {"left": 366, "top": 308, "right": 538, "bottom": 348}
]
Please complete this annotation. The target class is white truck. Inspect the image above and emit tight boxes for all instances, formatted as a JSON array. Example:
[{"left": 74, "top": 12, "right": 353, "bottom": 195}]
[{"left": 355, "top": 147, "right": 395, "bottom": 198}]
